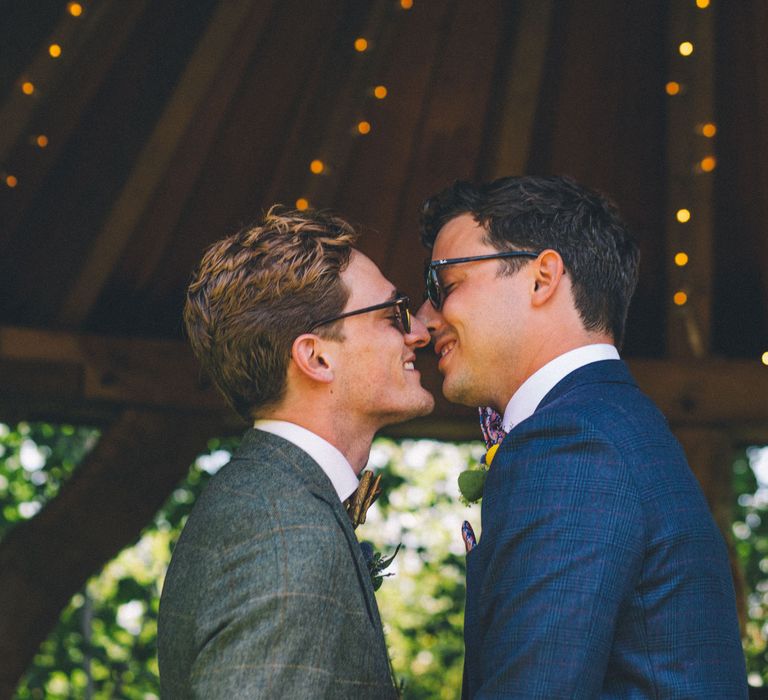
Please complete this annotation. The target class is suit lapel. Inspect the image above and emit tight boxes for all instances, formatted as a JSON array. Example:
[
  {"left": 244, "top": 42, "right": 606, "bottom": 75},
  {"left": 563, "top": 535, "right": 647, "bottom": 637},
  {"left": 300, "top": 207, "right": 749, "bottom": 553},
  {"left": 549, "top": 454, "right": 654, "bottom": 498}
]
[{"left": 239, "top": 430, "right": 383, "bottom": 628}]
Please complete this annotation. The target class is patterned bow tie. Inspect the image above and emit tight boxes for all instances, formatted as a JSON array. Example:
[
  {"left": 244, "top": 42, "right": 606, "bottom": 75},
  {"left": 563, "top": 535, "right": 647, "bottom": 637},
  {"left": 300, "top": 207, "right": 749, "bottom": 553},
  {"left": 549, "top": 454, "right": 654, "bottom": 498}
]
[
  {"left": 344, "top": 470, "right": 382, "bottom": 529},
  {"left": 479, "top": 406, "right": 507, "bottom": 449}
]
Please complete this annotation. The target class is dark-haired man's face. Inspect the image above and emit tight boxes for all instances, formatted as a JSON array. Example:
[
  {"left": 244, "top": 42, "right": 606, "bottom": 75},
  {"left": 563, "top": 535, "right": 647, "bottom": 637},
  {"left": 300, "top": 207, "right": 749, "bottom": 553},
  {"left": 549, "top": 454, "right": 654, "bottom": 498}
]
[{"left": 416, "top": 215, "right": 538, "bottom": 411}]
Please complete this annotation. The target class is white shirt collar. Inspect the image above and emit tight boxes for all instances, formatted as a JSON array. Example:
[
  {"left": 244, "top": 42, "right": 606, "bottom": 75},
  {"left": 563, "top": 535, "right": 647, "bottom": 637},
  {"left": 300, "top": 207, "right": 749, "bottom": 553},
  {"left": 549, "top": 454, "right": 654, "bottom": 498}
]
[
  {"left": 253, "top": 419, "right": 359, "bottom": 502},
  {"left": 502, "top": 344, "right": 620, "bottom": 431}
]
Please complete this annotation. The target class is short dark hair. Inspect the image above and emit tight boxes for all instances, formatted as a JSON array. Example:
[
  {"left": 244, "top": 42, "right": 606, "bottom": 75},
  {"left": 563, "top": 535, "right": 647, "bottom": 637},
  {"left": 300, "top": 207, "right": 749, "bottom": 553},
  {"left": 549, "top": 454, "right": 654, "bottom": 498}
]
[
  {"left": 421, "top": 175, "right": 640, "bottom": 347},
  {"left": 184, "top": 207, "right": 357, "bottom": 420}
]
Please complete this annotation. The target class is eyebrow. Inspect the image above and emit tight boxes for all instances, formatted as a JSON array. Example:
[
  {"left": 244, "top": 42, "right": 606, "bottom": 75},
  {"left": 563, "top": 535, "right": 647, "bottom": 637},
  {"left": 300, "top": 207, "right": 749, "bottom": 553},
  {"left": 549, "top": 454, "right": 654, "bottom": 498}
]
[{"left": 374, "top": 290, "right": 403, "bottom": 316}]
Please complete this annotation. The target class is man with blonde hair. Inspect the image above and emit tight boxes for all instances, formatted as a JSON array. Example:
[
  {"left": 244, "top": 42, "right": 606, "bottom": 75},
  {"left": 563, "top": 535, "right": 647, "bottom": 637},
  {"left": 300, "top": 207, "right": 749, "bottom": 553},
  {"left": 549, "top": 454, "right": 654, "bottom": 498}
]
[{"left": 158, "top": 208, "right": 434, "bottom": 698}]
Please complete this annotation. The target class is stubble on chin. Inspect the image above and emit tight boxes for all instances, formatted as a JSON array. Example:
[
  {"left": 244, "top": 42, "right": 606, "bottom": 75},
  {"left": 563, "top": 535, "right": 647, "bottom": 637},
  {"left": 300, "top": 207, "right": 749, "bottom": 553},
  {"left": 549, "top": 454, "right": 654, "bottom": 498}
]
[
  {"left": 381, "top": 390, "right": 435, "bottom": 426},
  {"left": 409, "top": 389, "right": 435, "bottom": 419},
  {"left": 442, "top": 377, "right": 475, "bottom": 407}
]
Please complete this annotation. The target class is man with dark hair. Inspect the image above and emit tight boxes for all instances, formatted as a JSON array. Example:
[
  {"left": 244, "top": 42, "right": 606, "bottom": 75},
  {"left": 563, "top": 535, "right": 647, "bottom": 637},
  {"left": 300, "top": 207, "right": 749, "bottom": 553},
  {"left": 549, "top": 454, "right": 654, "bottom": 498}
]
[
  {"left": 158, "top": 207, "right": 434, "bottom": 698},
  {"left": 417, "top": 176, "right": 747, "bottom": 698}
]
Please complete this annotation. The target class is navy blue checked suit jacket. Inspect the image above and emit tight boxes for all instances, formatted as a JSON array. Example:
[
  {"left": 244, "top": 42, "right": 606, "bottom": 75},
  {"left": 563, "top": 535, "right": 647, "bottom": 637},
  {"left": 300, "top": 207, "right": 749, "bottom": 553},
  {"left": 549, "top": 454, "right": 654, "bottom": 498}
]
[{"left": 463, "top": 360, "right": 747, "bottom": 699}]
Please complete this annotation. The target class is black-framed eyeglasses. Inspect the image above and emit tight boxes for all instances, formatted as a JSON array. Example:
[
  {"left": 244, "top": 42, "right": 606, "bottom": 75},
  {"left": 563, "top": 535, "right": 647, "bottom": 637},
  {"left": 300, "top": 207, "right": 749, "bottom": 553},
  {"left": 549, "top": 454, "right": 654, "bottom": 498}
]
[
  {"left": 424, "top": 251, "right": 540, "bottom": 310},
  {"left": 309, "top": 295, "right": 412, "bottom": 335}
]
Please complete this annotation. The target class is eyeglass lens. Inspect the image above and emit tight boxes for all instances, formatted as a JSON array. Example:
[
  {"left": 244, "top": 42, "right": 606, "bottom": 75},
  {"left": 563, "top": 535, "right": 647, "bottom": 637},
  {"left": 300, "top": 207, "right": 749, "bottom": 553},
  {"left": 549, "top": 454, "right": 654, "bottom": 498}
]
[{"left": 396, "top": 298, "right": 412, "bottom": 334}]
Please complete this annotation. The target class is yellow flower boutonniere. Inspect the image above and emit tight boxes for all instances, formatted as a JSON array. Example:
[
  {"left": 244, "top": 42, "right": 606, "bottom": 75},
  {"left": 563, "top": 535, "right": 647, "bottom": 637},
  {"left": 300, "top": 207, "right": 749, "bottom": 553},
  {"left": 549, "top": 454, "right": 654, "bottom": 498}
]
[{"left": 458, "top": 443, "right": 501, "bottom": 505}]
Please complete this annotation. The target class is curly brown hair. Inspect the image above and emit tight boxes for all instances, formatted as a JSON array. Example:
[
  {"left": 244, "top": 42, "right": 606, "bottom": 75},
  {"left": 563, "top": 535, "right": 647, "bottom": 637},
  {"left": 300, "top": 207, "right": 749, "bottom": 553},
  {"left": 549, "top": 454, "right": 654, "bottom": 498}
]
[{"left": 184, "top": 207, "right": 358, "bottom": 420}]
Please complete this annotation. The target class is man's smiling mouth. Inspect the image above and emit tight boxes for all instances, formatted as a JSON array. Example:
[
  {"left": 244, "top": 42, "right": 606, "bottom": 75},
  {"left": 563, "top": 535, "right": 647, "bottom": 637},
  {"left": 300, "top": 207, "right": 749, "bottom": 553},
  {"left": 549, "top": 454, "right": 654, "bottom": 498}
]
[{"left": 436, "top": 340, "right": 456, "bottom": 358}]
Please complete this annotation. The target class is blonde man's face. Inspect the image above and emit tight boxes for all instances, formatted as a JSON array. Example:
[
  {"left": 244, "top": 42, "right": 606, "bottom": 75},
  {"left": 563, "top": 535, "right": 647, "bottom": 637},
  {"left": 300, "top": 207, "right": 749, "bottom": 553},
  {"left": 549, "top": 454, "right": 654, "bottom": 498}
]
[{"left": 331, "top": 251, "right": 434, "bottom": 428}]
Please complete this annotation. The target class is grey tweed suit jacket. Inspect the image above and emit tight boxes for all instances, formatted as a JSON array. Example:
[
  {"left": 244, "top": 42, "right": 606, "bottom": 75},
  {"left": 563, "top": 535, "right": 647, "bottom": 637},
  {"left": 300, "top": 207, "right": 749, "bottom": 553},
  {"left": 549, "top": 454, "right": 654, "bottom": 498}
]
[{"left": 158, "top": 429, "right": 396, "bottom": 699}]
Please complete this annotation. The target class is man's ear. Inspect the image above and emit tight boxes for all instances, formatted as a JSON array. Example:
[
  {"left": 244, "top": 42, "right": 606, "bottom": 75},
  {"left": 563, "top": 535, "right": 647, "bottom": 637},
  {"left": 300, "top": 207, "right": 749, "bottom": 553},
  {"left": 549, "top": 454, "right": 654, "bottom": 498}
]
[
  {"left": 531, "top": 249, "right": 565, "bottom": 307},
  {"left": 291, "top": 334, "right": 335, "bottom": 384}
]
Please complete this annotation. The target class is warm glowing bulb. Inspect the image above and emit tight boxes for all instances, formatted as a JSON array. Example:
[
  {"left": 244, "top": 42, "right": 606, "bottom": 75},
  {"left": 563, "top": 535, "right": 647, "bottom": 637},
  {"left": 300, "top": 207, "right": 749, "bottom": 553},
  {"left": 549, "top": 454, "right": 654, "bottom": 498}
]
[
  {"left": 374, "top": 85, "right": 388, "bottom": 99},
  {"left": 296, "top": 198, "right": 309, "bottom": 211},
  {"left": 674, "top": 252, "right": 689, "bottom": 267},
  {"left": 21, "top": 81, "right": 35, "bottom": 95},
  {"left": 701, "top": 123, "right": 717, "bottom": 138},
  {"left": 762, "top": 351, "right": 768, "bottom": 366},
  {"left": 700, "top": 156, "right": 717, "bottom": 172},
  {"left": 354, "top": 38, "right": 368, "bottom": 52},
  {"left": 68, "top": 2, "right": 83, "bottom": 16},
  {"left": 357, "top": 120, "right": 371, "bottom": 135},
  {"left": 401, "top": 0, "right": 414, "bottom": 8},
  {"left": 676, "top": 208, "right": 691, "bottom": 223},
  {"left": 679, "top": 41, "right": 694, "bottom": 56},
  {"left": 310, "top": 159, "right": 325, "bottom": 174},
  {"left": 665, "top": 81, "right": 681, "bottom": 96},
  {"left": 696, "top": 0, "right": 710, "bottom": 8},
  {"left": 49, "top": 44, "right": 62, "bottom": 58},
  {"left": 5, "top": 175, "right": 18, "bottom": 188},
  {"left": 36, "top": 134, "right": 49, "bottom": 148},
  {"left": 673, "top": 291, "right": 688, "bottom": 306}
]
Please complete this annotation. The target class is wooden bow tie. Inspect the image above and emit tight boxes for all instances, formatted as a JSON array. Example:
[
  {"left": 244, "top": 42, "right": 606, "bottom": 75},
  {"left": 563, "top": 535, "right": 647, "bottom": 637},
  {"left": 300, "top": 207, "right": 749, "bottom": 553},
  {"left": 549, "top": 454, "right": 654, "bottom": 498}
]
[{"left": 344, "top": 471, "right": 382, "bottom": 529}]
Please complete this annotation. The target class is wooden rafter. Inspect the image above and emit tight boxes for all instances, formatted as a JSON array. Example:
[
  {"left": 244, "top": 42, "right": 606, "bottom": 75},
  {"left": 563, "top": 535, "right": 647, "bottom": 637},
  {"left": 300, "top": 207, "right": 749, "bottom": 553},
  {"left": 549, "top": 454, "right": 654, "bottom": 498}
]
[
  {"left": 484, "top": 0, "right": 554, "bottom": 179},
  {"left": 0, "top": 0, "right": 151, "bottom": 245},
  {"left": 2, "top": 325, "right": 767, "bottom": 443},
  {"left": 0, "top": 408, "right": 219, "bottom": 694},
  {"left": 56, "top": 0, "right": 263, "bottom": 328}
]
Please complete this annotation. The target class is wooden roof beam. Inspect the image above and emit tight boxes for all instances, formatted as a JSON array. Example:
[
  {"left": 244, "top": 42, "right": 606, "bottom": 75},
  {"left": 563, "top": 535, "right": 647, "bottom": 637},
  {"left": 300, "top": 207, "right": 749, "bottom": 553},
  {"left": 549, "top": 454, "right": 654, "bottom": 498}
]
[
  {"left": 484, "top": 0, "right": 554, "bottom": 179},
  {"left": 1, "top": 325, "right": 767, "bottom": 442},
  {"left": 56, "top": 0, "right": 264, "bottom": 328}
]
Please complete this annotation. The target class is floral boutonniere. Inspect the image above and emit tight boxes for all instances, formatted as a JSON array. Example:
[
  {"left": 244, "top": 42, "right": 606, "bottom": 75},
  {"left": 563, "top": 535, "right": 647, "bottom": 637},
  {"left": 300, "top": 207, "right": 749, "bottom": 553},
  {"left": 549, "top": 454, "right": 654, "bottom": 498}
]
[
  {"left": 457, "top": 443, "right": 500, "bottom": 505},
  {"left": 359, "top": 542, "right": 401, "bottom": 591}
]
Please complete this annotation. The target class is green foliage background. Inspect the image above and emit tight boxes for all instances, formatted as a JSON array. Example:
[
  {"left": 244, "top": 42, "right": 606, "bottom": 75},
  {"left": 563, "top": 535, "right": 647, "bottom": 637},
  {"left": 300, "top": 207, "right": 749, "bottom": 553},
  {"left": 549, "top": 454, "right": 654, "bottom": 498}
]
[
  {"left": 732, "top": 445, "right": 768, "bottom": 688},
  {"left": 5, "top": 421, "right": 763, "bottom": 696},
  {"left": 1, "top": 423, "right": 484, "bottom": 699}
]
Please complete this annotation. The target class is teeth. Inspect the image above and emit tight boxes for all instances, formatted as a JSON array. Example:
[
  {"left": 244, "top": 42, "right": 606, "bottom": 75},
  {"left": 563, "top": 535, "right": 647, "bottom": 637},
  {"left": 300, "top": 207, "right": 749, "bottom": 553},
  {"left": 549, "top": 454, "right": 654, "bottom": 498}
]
[
  {"left": 441, "top": 343, "right": 455, "bottom": 357},
  {"left": 404, "top": 361, "right": 414, "bottom": 370}
]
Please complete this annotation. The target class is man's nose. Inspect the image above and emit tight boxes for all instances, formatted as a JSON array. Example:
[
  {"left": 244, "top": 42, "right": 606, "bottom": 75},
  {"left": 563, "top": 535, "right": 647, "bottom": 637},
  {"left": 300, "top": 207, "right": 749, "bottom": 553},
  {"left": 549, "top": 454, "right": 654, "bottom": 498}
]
[
  {"left": 405, "top": 313, "right": 431, "bottom": 349},
  {"left": 415, "top": 298, "right": 440, "bottom": 334}
]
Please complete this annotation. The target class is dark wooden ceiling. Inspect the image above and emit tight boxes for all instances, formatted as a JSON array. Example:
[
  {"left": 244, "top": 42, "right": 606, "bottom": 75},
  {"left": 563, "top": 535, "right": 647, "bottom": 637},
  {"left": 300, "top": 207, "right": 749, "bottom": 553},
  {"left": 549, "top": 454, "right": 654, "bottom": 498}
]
[{"left": 0, "top": 0, "right": 766, "bottom": 434}]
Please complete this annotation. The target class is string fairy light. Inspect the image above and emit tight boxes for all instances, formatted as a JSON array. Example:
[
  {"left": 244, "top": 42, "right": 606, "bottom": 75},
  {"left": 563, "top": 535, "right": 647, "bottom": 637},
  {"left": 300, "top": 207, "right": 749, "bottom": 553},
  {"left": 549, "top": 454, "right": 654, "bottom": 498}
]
[
  {"left": 699, "top": 155, "right": 716, "bottom": 172},
  {"left": 0, "top": 2, "right": 99, "bottom": 202},
  {"left": 4, "top": 1, "right": 91, "bottom": 202},
  {"left": 292, "top": 8, "right": 412, "bottom": 208}
]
